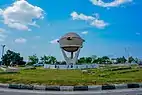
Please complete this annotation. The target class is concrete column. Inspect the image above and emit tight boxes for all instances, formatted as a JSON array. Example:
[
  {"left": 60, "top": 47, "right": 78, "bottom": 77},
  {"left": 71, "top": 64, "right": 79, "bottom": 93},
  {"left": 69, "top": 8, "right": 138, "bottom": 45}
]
[{"left": 61, "top": 47, "right": 81, "bottom": 65}]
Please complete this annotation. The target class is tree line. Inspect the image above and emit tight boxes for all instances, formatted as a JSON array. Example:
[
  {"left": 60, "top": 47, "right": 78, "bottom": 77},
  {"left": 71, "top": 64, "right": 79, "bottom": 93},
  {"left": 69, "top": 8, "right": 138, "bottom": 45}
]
[{"left": 0, "top": 50, "right": 140, "bottom": 66}]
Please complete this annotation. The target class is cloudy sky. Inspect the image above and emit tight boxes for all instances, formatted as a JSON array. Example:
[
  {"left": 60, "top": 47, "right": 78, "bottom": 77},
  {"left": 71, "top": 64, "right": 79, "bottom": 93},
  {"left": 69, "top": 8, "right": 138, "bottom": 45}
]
[{"left": 0, "top": 0, "right": 142, "bottom": 60}]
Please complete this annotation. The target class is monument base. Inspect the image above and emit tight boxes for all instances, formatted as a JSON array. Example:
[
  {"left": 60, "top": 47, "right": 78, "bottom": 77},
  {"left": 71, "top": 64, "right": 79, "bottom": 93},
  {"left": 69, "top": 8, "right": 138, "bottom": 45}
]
[{"left": 44, "top": 64, "right": 99, "bottom": 69}]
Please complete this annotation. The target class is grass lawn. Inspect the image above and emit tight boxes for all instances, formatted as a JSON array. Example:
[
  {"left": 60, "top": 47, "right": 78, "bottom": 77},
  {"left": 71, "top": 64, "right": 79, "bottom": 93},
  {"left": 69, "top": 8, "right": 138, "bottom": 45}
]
[{"left": 0, "top": 66, "right": 142, "bottom": 86}]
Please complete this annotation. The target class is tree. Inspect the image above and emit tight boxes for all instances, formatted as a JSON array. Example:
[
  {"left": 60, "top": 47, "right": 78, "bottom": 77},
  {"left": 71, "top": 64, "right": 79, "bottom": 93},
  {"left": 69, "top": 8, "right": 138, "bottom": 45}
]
[
  {"left": 128, "top": 56, "right": 135, "bottom": 63},
  {"left": 40, "top": 55, "right": 49, "bottom": 64},
  {"left": 91, "top": 55, "right": 98, "bottom": 63},
  {"left": 116, "top": 56, "right": 127, "bottom": 64},
  {"left": 121, "top": 56, "right": 127, "bottom": 63},
  {"left": 95, "top": 56, "right": 111, "bottom": 64},
  {"left": 134, "top": 58, "right": 139, "bottom": 63},
  {"left": 49, "top": 56, "right": 57, "bottom": 64},
  {"left": 91, "top": 55, "right": 97, "bottom": 60},
  {"left": 78, "top": 56, "right": 113, "bottom": 64},
  {"left": 40, "top": 55, "right": 57, "bottom": 64},
  {"left": 96, "top": 57, "right": 103, "bottom": 64},
  {"left": 60, "top": 61, "right": 66, "bottom": 65},
  {"left": 85, "top": 57, "right": 92, "bottom": 63},
  {"left": 92, "top": 59, "right": 98, "bottom": 63},
  {"left": 102, "top": 56, "right": 110, "bottom": 63},
  {"left": 111, "top": 58, "right": 117, "bottom": 64},
  {"left": 1, "top": 50, "right": 24, "bottom": 66},
  {"left": 77, "top": 57, "right": 86, "bottom": 64},
  {"left": 28, "top": 54, "right": 39, "bottom": 65}
]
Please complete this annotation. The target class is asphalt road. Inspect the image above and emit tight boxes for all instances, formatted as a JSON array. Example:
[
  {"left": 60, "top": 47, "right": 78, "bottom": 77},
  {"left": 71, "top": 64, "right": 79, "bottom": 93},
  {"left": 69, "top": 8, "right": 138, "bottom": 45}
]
[{"left": 0, "top": 88, "right": 142, "bottom": 95}]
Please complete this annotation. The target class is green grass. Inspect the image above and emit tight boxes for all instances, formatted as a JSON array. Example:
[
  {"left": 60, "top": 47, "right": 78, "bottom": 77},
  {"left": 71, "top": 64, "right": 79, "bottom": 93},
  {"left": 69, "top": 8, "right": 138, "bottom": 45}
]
[
  {"left": 0, "top": 66, "right": 142, "bottom": 86},
  {"left": 0, "top": 67, "right": 3, "bottom": 71}
]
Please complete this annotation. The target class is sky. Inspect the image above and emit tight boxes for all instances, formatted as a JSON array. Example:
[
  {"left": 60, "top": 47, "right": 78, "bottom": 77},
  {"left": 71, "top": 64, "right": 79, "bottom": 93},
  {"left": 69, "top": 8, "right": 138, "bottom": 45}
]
[{"left": 0, "top": 0, "right": 142, "bottom": 61}]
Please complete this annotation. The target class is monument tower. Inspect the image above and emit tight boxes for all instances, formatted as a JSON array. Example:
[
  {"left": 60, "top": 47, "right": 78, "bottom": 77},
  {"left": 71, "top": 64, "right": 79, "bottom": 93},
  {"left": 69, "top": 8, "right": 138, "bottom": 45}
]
[{"left": 58, "top": 32, "right": 85, "bottom": 65}]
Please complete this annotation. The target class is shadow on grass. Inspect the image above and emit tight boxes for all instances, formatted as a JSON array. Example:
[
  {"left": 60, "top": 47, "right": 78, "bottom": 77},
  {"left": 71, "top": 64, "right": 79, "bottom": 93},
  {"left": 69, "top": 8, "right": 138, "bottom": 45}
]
[{"left": 0, "top": 72, "right": 20, "bottom": 74}]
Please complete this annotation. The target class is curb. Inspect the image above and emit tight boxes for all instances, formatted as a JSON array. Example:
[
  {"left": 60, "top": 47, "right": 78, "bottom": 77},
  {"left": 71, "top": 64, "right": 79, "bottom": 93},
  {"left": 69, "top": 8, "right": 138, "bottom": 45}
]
[
  {"left": 46, "top": 86, "right": 60, "bottom": 91},
  {"left": 102, "top": 84, "right": 115, "bottom": 90},
  {"left": 0, "top": 83, "right": 142, "bottom": 91},
  {"left": 73, "top": 86, "right": 88, "bottom": 91},
  {"left": 88, "top": 85, "right": 102, "bottom": 91},
  {"left": 33, "top": 85, "right": 46, "bottom": 90},
  {"left": 0, "top": 83, "right": 9, "bottom": 88}
]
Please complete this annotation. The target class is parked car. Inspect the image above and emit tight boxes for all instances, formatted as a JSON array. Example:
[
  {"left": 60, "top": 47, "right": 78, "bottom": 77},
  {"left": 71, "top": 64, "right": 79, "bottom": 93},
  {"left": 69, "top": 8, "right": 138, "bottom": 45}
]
[{"left": 33, "top": 62, "right": 44, "bottom": 67}]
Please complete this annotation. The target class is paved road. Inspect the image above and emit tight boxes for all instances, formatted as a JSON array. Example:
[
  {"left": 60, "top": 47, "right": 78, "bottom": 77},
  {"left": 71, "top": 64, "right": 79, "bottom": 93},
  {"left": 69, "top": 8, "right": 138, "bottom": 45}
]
[{"left": 0, "top": 88, "right": 142, "bottom": 95}]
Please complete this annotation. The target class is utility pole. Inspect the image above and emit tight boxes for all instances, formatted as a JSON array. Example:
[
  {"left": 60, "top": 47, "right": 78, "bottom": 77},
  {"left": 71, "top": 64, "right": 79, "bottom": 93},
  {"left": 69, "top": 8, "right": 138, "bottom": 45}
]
[
  {"left": 1, "top": 45, "right": 5, "bottom": 66},
  {"left": 1, "top": 44, "right": 5, "bottom": 58},
  {"left": 125, "top": 47, "right": 130, "bottom": 58}
]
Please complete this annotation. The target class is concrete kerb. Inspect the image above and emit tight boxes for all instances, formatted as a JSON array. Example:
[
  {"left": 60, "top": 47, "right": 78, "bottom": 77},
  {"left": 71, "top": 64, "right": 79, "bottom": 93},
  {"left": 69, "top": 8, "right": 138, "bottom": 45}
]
[
  {"left": 0, "top": 83, "right": 142, "bottom": 91},
  {"left": 73, "top": 86, "right": 88, "bottom": 91},
  {"left": 33, "top": 85, "right": 46, "bottom": 90},
  {"left": 45, "top": 85, "right": 60, "bottom": 91},
  {"left": 102, "top": 84, "right": 116, "bottom": 90},
  {"left": 114, "top": 84, "right": 128, "bottom": 89},
  {"left": 0, "top": 83, "right": 9, "bottom": 88},
  {"left": 88, "top": 85, "right": 102, "bottom": 91},
  {"left": 8, "top": 84, "right": 21, "bottom": 89},
  {"left": 20, "top": 84, "right": 34, "bottom": 90},
  {"left": 60, "top": 86, "right": 74, "bottom": 91},
  {"left": 139, "top": 83, "right": 142, "bottom": 88},
  {"left": 127, "top": 83, "right": 140, "bottom": 88}
]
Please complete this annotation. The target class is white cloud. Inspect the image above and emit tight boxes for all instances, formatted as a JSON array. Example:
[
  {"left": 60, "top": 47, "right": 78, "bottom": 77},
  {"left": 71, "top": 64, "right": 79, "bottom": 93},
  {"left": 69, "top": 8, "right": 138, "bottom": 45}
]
[
  {"left": 90, "top": 0, "right": 133, "bottom": 7},
  {"left": 0, "top": 28, "right": 7, "bottom": 41},
  {"left": 0, "top": 9, "right": 3, "bottom": 15},
  {"left": 8, "top": 23, "right": 31, "bottom": 31},
  {"left": 15, "top": 38, "right": 27, "bottom": 43},
  {"left": 0, "top": 0, "right": 44, "bottom": 31},
  {"left": 90, "top": 19, "right": 109, "bottom": 29},
  {"left": 71, "top": 11, "right": 95, "bottom": 21},
  {"left": 81, "top": 31, "right": 88, "bottom": 35},
  {"left": 50, "top": 39, "right": 59, "bottom": 44},
  {"left": 71, "top": 11, "right": 108, "bottom": 29}
]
